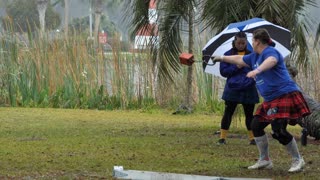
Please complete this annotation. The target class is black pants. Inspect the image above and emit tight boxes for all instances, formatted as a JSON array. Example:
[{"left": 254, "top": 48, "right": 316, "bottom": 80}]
[
  {"left": 221, "top": 101, "right": 255, "bottom": 130},
  {"left": 251, "top": 117, "right": 293, "bottom": 145}
]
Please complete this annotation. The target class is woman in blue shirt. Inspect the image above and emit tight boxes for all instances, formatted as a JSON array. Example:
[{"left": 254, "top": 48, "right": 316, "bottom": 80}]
[
  {"left": 212, "top": 28, "right": 310, "bottom": 173},
  {"left": 217, "top": 32, "right": 259, "bottom": 145}
]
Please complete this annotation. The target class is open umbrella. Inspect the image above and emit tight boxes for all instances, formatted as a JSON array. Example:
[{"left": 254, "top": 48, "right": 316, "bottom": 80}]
[{"left": 202, "top": 18, "right": 291, "bottom": 77}]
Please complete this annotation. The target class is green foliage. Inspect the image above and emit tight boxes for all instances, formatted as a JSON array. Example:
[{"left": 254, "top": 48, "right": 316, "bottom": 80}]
[
  {"left": 100, "top": 15, "right": 118, "bottom": 36},
  {"left": 69, "top": 16, "right": 90, "bottom": 34},
  {"left": 69, "top": 14, "right": 119, "bottom": 37},
  {"left": 0, "top": 32, "right": 19, "bottom": 106},
  {"left": 2, "top": 0, "right": 61, "bottom": 32}
]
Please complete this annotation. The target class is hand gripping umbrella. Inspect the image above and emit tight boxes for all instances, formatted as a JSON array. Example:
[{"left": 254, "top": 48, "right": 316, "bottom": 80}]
[{"left": 202, "top": 18, "right": 291, "bottom": 77}]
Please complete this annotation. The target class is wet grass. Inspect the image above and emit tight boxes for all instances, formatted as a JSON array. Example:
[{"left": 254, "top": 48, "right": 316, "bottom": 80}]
[{"left": 0, "top": 107, "right": 319, "bottom": 179}]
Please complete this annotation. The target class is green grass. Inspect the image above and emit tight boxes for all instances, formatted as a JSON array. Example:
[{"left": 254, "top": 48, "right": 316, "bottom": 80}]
[{"left": 0, "top": 108, "right": 319, "bottom": 179}]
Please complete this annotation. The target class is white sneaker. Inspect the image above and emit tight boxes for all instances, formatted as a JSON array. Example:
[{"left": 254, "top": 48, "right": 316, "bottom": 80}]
[
  {"left": 248, "top": 160, "right": 273, "bottom": 170},
  {"left": 288, "top": 158, "right": 305, "bottom": 172}
]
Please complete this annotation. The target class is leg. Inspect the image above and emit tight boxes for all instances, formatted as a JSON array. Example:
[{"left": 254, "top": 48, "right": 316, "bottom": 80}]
[
  {"left": 251, "top": 117, "right": 270, "bottom": 160},
  {"left": 242, "top": 103, "right": 255, "bottom": 143},
  {"left": 248, "top": 117, "right": 273, "bottom": 170},
  {"left": 242, "top": 103, "right": 255, "bottom": 131},
  {"left": 218, "top": 101, "right": 237, "bottom": 143},
  {"left": 221, "top": 101, "right": 237, "bottom": 130},
  {"left": 270, "top": 119, "right": 305, "bottom": 172},
  {"left": 270, "top": 119, "right": 292, "bottom": 145}
]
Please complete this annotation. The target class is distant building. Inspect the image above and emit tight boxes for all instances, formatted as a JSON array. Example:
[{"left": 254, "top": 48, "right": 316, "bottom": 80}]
[
  {"left": 134, "top": 0, "right": 158, "bottom": 49},
  {"left": 134, "top": 23, "right": 158, "bottom": 49}
]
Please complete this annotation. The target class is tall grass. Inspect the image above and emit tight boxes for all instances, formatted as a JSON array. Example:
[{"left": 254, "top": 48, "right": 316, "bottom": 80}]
[
  {"left": 0, "top": 24, "right": 227, "bottom": 111},
  {"left": 3, "top": 25, "right": 318, "bottom": 113}
]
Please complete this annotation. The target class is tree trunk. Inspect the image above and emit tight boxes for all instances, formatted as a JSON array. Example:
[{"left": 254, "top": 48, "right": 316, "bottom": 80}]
[
  {"left": 173, "top": 5, "right": 194, "bottom": 114},
  {"left": 37, "top": 0, "right": 49, "bottom": 36},
  {"left": 93, "top": 0, "right": 103, "bottom": 44},
  {"left": 184, "top": 6, "right": 194, "bottom": 112},
  {"left": 64, "top": 0, "right": 70, "bottom": 38}
]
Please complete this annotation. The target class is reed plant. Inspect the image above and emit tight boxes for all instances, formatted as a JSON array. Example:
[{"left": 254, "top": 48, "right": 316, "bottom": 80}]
[
  {"left": 6, "top": 23, "right": 320, "bottom": 115},
  {"left": 0, "top": 23, "right": 226, "bottom": 112}
]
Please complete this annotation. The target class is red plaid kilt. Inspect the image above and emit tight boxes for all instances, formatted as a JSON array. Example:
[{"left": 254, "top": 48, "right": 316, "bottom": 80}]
[{"left": 255, "top": 91, "right": 311, "bottom": 122}]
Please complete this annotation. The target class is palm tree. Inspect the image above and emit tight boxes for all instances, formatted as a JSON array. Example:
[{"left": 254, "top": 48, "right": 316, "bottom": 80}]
[{"left": 126, "top": 0, "right": 198, "bottom": 112}]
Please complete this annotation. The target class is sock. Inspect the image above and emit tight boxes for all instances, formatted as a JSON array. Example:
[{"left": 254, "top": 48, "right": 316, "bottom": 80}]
[
  {"left": 248, "top": 130, "right": 254, "bottom": 140},
  {"left": 255, "top": 134, "right": 270, "bottom": 161},
  {"left": 220, "top": 129, "right": 228, "bottom": 139},
  {"left": 286, "top": 138, "right": 301, "bottom": 160}
]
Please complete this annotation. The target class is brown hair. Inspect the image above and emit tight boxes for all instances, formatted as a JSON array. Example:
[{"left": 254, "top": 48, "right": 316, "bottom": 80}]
[{"left": 253, "top": 28, "right": 275, "bottom": 47}]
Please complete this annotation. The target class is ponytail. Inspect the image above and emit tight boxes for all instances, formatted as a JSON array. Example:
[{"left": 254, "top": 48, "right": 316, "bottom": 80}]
[
  {"left": 268, "top": 39, "right": 275, "bottom": 47},
  {"left": 253, "top": 28, "right": 276, "bottom": 47}
]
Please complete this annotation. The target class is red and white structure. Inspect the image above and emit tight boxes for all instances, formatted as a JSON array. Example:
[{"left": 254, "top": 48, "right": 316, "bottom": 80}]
[{"left": 134, "top": 0, "right": 159, "bottom": 49}]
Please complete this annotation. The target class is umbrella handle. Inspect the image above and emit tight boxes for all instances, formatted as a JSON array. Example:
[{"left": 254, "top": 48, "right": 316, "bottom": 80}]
[
  {"left": 202, "top": 60, "right": 216, "bottom": 66},
  {"left": 202, "top": 55, "right": 216, "bottom": 66}
]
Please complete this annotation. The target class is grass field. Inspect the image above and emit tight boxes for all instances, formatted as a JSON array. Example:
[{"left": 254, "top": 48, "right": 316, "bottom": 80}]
[{"left": 0, "top": 108, "right": 319, "bottom": 179}]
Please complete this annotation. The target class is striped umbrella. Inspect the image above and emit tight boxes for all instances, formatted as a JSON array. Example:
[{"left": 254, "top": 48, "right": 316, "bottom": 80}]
[{"left": 202, "top": 18, "right": 291, "bottom": 77}]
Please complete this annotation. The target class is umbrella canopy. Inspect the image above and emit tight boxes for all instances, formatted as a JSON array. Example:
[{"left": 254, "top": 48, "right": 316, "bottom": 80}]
[{"left": 202, "top": 18, "right": 291, "bottom": 77}]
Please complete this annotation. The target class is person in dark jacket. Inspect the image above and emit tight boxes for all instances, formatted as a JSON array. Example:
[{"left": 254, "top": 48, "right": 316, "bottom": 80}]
[{"left": 217, "top": 31, "right": 259, "bottom": 145}]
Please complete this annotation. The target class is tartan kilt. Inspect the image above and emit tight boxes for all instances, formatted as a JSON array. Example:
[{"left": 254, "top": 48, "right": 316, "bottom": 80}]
[{"left": 255, "top": 91, "right": 311, "bottom": 122}]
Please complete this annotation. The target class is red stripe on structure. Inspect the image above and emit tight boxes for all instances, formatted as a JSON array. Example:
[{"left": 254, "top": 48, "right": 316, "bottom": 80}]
[
  {"left": 136, "top": 24, "right": 158, "bottom": 36},
  {"left": 149, "top": 0, "right": 156, "bottom": 9}
]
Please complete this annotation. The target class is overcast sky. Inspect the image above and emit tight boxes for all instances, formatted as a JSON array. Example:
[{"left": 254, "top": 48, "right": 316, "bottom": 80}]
[{"left": 1, "top": 0, "right": 319, "bottom": 37}]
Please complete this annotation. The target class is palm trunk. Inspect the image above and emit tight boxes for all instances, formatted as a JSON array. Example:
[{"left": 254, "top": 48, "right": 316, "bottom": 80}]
[
  {"left": 37, "top": 0, "right": 49, "bottom": 36},
  {"left": 173, "top": 5, "right": 195, "bottom": 114},
  {"left": 184, "top": 6, "right": 194, "bottom": 112},
  {"left": 64, "top": 0, "right": 70, "bottom": 38},
  {"left": 92, "top": 0, "right": 103, "bottom": 86},
  {"left": 93, "top": 0, "right": 103, "bottom": 44}
]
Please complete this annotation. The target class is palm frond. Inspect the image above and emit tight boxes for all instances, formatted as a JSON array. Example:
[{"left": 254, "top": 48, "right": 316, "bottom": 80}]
[
  {"left": 287, "top": 0, "right": 317, "bottom": 67},
  {"left": 314, "top": 23, "right": 320, "bottom": 48},
  {"left": 201, "top": 0, "right": 249, "bottom": 32},
  {"left": 155, "top": 0, "right": 187, "bottom": 83},
  {"left": 290, "top": 23, "right": 309, "bottom": 69},
  {"left": 124, "top": 0, "right": 197, "bottom": 83},
  {"left": 123, "top": 0, "right": 150, "bottom": 40},
  {"left": 157, "top": 16, "right": 182, "bottom": 83}
]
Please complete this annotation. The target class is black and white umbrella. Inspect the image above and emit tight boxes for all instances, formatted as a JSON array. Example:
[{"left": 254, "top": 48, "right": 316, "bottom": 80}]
[{"left": 202, "top": 18, "right": 291, "bottom": 77}]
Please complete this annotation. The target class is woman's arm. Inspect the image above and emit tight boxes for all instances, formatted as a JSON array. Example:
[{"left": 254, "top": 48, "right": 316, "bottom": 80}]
[
  {"left": 246, "top": 56, "right": 277, "bottom": 78},
  {"left": 213, "top": 55, "right": 248, "bottom": 67}
]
